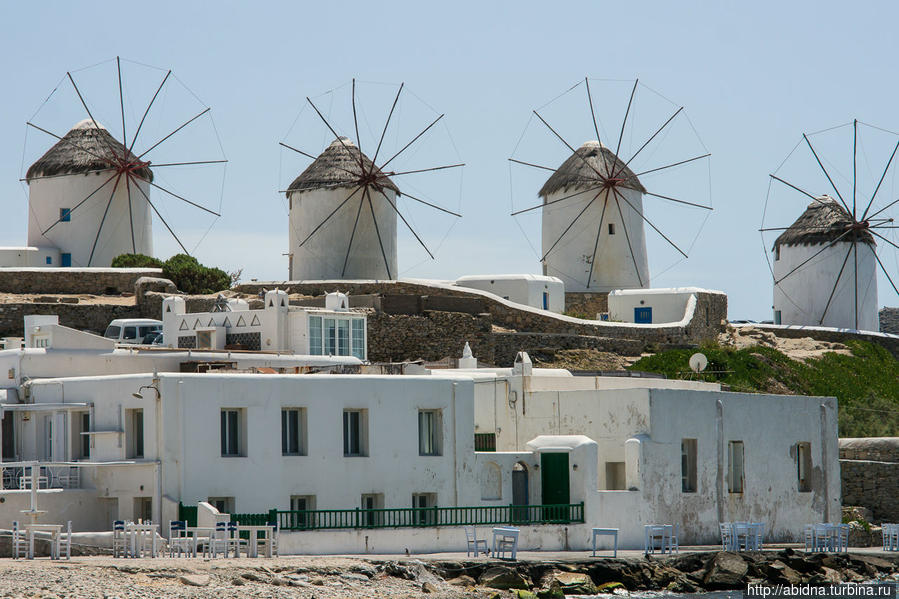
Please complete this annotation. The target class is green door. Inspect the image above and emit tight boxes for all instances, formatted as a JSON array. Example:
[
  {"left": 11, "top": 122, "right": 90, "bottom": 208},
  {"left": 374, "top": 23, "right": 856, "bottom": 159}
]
[{"left": 541, "top": 452, "right": 570, "bottom": 522}]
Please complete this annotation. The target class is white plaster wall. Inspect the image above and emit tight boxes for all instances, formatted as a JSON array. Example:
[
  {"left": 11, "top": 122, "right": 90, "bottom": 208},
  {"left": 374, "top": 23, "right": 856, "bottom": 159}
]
[
  {"left": 279, "top": 522, "right": 593, "bottom": 554},
  {"left": 454, "top": 275, "right": 565, "bottom": 313},
  {"left": 289, "top": 187, "right": 398, "bottom": 280},
  {"left": 0, "top": 489, "right": 108, "bottom": 532},
  {"left": 773, "top": 241, "right": 878, "bottom": 331},
  {"left": 0, "top": 247, "right": 60, "bottom": 267},
  {"left": 542, "top": 186, "right": 649, "bottom": 293},
  {"left": 608, "top": 289, "right": 697, "bottom": 324},
  {"left": 28, "top": 172, "right": 152, "bottom": 267},
  {"left": 160, "top": 374, "right": 478, "bottom": 514}
]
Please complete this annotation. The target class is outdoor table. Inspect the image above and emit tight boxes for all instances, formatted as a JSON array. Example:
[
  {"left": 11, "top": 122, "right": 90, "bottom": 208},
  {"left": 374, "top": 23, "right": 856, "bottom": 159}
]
[
  {"left": 24, "top": 524, "right": 63, "bottom": 560},
  {"left": 186, "top": 526, "right": 216, "bottom": 557},
  {"left": 592, "top": 527, "right": 619, "bottom": 557},
  {"left": 126, "top": 523, "right": 159, "bottom": 558},
  {"left": 491, "top": 526, "right": 520, "bottom": 560},
  {"left": 643, "top": 524, "right": 673, "bottom": 554},
  {"left": 236, "top": 525, "right": 274, "bottom": 558}
]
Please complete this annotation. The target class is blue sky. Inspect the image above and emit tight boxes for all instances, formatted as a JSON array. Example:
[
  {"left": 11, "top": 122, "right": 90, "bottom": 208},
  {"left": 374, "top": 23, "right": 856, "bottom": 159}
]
[{"left": 2, "top": 1, "right": 898, "bottom": 319}]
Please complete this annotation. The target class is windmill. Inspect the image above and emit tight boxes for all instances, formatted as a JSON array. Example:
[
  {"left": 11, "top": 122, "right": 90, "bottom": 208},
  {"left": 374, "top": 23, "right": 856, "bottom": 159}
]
[
  {"left": 762, "top": 120, "right": 899, "bottom": 331},
  {"left": 280, "top": 79, "right": 463, "bottom": 281},
  {"left": 509, "top": 78, "right": 712, "bottom": 294},
  {"left": 22, "top": 56, "right": 227, "bottom": 267}
]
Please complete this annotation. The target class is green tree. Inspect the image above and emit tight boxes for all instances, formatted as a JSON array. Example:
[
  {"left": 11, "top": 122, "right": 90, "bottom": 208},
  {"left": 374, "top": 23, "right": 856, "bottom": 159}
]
[{"left": 112, "top": 253, "right": 232, "bottom": 295}]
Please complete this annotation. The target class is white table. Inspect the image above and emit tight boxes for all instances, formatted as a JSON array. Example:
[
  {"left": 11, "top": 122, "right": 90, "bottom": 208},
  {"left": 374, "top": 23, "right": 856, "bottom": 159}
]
[
  {"left": 643, "top": 524, "right": 673, "bottom": 554},
  {"left": 491, "top": 527, "right": 520, "bottom": 560},
  {"left": 25, "top": 524, "right": 63, "bottom": 560},
  {"left": 236, "top": 525, "right": 274, "bottom": 558},
  {"left": 592, "top": 527, "right": 618, "bottom": 557},
  {"left": 126, "top": 523, "right": 159, "bottom": 558}
]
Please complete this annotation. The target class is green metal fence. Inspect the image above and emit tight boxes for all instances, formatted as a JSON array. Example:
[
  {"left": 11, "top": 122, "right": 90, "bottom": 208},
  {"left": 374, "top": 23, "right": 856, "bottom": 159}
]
[{"left": 233, "top": 503, "right": 584, "bottom": 531}]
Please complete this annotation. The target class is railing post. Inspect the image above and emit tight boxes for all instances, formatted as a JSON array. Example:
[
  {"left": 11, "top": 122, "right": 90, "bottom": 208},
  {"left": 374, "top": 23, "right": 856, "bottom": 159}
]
[
  {"left": 268, "top": 508, "right": 278, "bottom": 527},
  {"left": 433, "top": 505, "right": 438, "bottom": 527},
  {"left": 355, "top": 507, "right": 360, "bottom": 529}
]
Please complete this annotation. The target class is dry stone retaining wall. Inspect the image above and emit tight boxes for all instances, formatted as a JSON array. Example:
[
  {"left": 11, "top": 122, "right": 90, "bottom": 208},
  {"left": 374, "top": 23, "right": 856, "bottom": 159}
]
[
  {"left": 881, "top": 308, "right": 899, "bottom": 335},
  {"left": 840, "top": 438, "right": 899, "bottom": 524},
  {"left": 0, "top": 268, "right": 161, "bottom": 295},
  {"left": 0, "top": 302, "right": 142, "bottom": 336},
  {"left": 753, "top": 324, "right": 899, "bottom": 359}
]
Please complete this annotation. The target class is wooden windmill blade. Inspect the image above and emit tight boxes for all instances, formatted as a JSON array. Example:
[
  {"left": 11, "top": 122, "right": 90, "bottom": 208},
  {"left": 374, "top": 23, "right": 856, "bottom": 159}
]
[
  {"left": 280, "top": 79, "right": 463, "bottom": 281},
  {"left": 509, "top": 77, "right": 712, "bottom": 294},
  {"left": 22, "top": 57, "right": 227, "bottom": 267},
  {"left": 762, "top": 120, "right": 899, "bottom": 331}
]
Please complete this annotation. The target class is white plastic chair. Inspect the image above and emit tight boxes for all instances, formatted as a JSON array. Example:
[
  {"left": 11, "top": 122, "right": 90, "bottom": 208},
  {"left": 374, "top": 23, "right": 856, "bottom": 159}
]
[
  {"left": 883, "top": 524, "right": 899, "bottom": 551},
  {"left": 669, "top": 524, "right": 679, "bottom": 553},
  {"left": 836, "top": 523, "right": 849, "bottom": 552},
  {"left": 464, "top": 526, "right": 488, "bottom": 557},
  {"left": 493, "top": 527, "right": 519, "bottom": 560},
  {"left": 12, "top": 521, "right": 28, "bottom": 559}
]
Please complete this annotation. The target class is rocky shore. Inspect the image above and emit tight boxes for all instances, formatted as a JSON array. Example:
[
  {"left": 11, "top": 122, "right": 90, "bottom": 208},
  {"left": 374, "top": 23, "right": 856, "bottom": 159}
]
[{"left": 2, "top": 550, "right": 899, "bottom": 598}]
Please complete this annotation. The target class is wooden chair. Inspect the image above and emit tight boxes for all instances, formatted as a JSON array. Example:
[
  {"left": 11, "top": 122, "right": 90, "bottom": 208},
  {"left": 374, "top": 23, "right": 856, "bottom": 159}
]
[
  {"left": 11, "top": 521, "right": 28, "bottom": 559},
  {"left": 112, "top": 520, "right": 128, "bottom": 558},
  {"left": 168, "top": 520, "right": 193, "bottom": 557},
  {"left": 56, "top": 521, "right": 72, "bottom": 560}
]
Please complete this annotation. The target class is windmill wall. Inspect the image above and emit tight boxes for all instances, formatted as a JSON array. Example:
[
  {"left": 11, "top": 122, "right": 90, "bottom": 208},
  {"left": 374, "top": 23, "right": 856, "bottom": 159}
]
[
  {"left": 288, "top": 187, "right": 398, "bottom": 280},
  {"left": 28, "top": 172, "right": 153, "bottom": 267},
  {"left": 773, "top": 240, "right": 878, "bottom": 331},
  {"left": 542, "top": 186, "right": 649, "bottom": 293}
]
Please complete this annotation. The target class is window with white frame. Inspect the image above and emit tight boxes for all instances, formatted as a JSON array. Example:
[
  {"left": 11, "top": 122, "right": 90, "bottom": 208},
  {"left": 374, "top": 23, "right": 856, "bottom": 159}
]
[
  {"left": 797, "top": 442, "right": 812, "bottom": 492},
  {"left": 343, "top": 409, "right": 368, "bottom": 457},
  {"left": 308, "top": 314, "right": 365, "bottom": 358},
  {"left": 309, "top": 317, "right": 322, "bottom": 355},
  {"left": 281, "top": 408, "right": 306, "bottom": 456},
  {"left": 727, "top": 440, "right": 744, "bottom": 493},
  {"left": 418, "top": 410, "right": 442, "bottom": 456},
  {"left": 221, "top": 409, "right": 244, "bottom": 457},
  {"left": 351, "top": 319, "right": 365, "bottom": 359},
  {"left": 681, "top": 438, "right": 697, "bottom": 493}
]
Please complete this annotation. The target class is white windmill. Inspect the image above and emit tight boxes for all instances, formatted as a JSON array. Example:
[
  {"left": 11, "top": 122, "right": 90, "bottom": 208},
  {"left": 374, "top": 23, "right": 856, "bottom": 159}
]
[
  {"left": 23, "top": 56, "right": 226, "bottom": 267},
  {"left": 763, "top": 120, "right": 899, "bottom": 331},
  {"left": 510, "top": 78, "right": 712, "bottom": 296},
  {"left": 281, "top": 79, "right": 463, "bottom": 281}
]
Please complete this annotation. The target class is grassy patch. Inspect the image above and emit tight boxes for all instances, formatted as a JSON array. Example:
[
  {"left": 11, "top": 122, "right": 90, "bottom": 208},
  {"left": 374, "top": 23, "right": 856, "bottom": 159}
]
[{"left": 629, "top": 341, "right": 899, "bottom": 437}]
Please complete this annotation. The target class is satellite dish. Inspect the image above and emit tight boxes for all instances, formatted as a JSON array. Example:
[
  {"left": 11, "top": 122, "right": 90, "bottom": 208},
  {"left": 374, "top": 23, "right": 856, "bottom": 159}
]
[{"left": 689, "top": 352, "right": 708, "bottom": 373}]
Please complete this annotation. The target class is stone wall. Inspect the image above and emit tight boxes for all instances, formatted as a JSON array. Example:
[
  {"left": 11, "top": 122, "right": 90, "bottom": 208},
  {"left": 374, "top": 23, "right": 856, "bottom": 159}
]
[
  {"left": 366, "top": 310, "right": 494, "bottom": 364},
  {"left": 0, "top": 268, "right": 162, "bottom": 295},
  {"left": 753, "top": 324, "right": 899, "bottom": 359},
  {"left": 234, "top": 281, "right": 728, "bottom": 346},
  {"left": 881, "top": 308, "right": 899, "bottom": 335},
  {"left": 0, "top": 302, "right": 142, "bottom": 336},
  {"left": 494, "top": 332, "right": 644, "bottom": 366},
  {"left": 564, "top": 292, "right": 609, "bottom": 318},
  {"left": 840, "top": 437, "right": 899, "bottom": 524}
]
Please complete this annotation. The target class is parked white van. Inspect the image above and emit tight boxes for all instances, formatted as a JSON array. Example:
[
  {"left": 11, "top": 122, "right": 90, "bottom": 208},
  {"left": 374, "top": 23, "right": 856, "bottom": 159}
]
[{"left": 103, "top": 319, "right": 163, "bottom": 345}]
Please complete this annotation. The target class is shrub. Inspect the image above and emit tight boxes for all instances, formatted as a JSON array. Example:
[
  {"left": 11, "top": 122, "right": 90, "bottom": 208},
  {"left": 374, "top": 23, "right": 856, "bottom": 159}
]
[{"left": 112, "top": 253, "right": 232, "bottom": 295}]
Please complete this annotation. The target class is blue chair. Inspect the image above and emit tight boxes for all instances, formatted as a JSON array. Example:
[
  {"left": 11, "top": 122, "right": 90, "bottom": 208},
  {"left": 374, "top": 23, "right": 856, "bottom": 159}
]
[
  {"left": 168, "top": 520, "right": 193, "bottom": 557},
  {"left": 112, "top": 520, "right": 128, "bottom": 558}
]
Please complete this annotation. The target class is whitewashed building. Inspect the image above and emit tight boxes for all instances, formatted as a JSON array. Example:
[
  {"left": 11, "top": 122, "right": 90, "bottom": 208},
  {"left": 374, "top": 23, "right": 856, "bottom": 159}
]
[
  {"left": 0, "top": 309, "right": 839, "bottom": 552},
  {"left": 23, "top": 120, "right": 153, "bottom": 268},
  {"left": 773, "top": 197, "right": 878, "bottom": 331},
  {"left": 541, "top": 141, "right": 649, "bottom": 293},
  {"left": 608, "top": 287, "right": 718, "bottom": 324},
  {"left": 454, "top": 274, "right": 565, "bottom": 312},
  {"left": 161, "top": 290, "right": 367, "bottom": 359}
]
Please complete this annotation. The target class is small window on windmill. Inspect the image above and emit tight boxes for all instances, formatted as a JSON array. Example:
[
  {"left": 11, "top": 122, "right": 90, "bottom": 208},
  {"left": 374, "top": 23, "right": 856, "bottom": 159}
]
[
  {"left": 774, "top": 245, "right": 781, "bottom": 261},
  {"left": 797, "top": 442, "right": 812, "bottom": 492},
  {"left": 59, "top": 208, "right": 71, "bottom": 223},
  {"left": 608, "top": 223, "right": 615, "bottom": 235}
]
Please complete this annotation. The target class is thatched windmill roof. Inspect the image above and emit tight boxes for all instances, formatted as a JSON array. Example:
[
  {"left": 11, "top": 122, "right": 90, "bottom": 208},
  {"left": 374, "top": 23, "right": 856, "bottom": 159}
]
[
  {"left": 774, "top": 196, "right": 875, "bottom": 249},
  {"left": 287, "top": 137, "right": 400, "bottom": 196},
  {"left": 26, "top": 119, "right": 153, "bottom": 182},
  {"left": 539, "top": 141, "right": 645, "bottom": 198}
]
